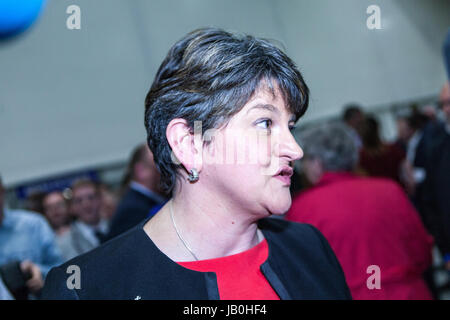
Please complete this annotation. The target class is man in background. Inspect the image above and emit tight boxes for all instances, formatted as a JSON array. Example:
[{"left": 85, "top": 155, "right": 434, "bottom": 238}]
[
  {"left": 105, "top": 144, "right": 167, "bottom": 241},
  {"left": 420, "top": 82, "right": 450, "bottom": 271},
  {"left": 98, "top": 183, "right": 118, "bottom": 223},
  {"left": 42, "top": 190, "right": 71, "bottom": 237},
  {"left": 57, "top": 179, "right": 108, "bottom": 261},
  {"left": 0, "top": 176, "right": 62, "bottom": 299},
  {"left": 342, "top": 104, "right": 365, "bottom": 150}
]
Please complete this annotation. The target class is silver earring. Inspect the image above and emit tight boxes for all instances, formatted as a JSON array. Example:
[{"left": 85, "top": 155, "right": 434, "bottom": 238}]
[{"left": 187, "top": 168, "right": 199, "bottom": 182}]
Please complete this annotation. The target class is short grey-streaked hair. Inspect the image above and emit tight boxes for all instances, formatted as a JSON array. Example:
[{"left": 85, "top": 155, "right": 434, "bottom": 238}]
[{"left": 299, "top": 123, "right": 358, "bottom": 172}]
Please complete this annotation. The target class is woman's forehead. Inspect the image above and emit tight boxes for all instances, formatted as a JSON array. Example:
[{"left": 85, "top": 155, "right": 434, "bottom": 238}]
[{"left": 241, "top": 87, "right": 292, "bottom": 117}]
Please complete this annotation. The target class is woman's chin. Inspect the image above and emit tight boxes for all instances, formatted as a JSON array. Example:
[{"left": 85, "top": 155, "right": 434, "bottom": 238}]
[{"left": 266, "top": 198, "right": 292, "bottom": 216}]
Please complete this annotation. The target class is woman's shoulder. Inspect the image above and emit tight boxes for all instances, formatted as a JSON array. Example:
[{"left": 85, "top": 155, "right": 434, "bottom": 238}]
[
  {"left": 260, "top": 218, "right": 344, "bottom": 268},
  {"left": 42, "top": 223, "right": 161, "bottom": 299},
  {"left": 260, "top": 217, "right": 343, "bottom": 262},
  {"left": 258, "top": 218, "right": 352, "bottom": 299},
  {"left": 258, "top": 218, "right": 330, "bottom": 254}
]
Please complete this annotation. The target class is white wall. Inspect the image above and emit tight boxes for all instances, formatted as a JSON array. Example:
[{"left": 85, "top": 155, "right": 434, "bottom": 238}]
[{"left": 1, "top": 0, "right": 449, "bottom": 186}]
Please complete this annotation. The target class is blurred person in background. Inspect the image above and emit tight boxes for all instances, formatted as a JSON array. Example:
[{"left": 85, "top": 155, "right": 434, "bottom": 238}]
[
  {"left": 399, "top": 98, "right": 449, "bottom": 261},
  {"left": 0, "top": 176, "right": 62, "bottom": 299},
  {"left": 288, "top": 126, "right": 321, "bottom": 198},
  {"left": 286, "top": 124, "right": 434, "bottom": 299},
  {"left": 420, "top": 82, "right": 450, "bottom": 272},
  {"left": 57, "top": 179, "right": 108, "bottom": 261},
  {"left": 24, "top": 190, "right": 46, "bottom": 215},
  {"left": 400, "top": 110, "right": 432, "bottom": 199},
  {"left": 104, "top": 143, "right": 167, "bottom": 241},
  {"left": 289, "top": 127, "right": 332, "bottom": 198},
  {"left": 42, "top": 191, "right": 71, "bottom": 237},
  {"left": 358, "top": 116, "right": 405, "bottom": 184},
  {"left": 98, "top": 183, "right": 118, "bottom": 223},
  {"left": 421, "top": 104, "right": 438, "bottom": 123},
  {"left": 342, "top": 104, "right": 365, "bottom": 150},
  {"left": 289, "top": 154, "right": 322, "bottom": 198},
  {"left": 300, "top": 154, "right": 324, "bottom": 187},
  {"left": 395, "top": 116, "right": 415, "bottom": 154}
]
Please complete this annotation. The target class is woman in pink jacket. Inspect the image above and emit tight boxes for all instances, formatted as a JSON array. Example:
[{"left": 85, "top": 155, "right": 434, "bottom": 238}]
[{"left": 286, "top": 123, "right": 434, "bottom": 300}]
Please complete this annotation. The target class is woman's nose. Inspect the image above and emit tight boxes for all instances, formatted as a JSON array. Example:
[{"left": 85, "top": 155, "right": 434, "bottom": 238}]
[{"left": 276, "top": 129, "right": 303, "bottom": 161}]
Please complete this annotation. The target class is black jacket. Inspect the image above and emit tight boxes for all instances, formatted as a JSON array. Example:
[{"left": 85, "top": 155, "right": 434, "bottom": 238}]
[
  {"left": 42, "top": 218, "right": 352, "bottom": 300},
  {"left": 420, "top": 122, "right": 450, "bottom": 254},
  {"left": 104, "top": 187, "right": 159, "bottom": 241}
]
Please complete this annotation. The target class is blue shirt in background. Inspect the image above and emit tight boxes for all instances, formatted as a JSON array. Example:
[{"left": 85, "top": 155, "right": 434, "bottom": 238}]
[{"left": 0, "top": 208, "right": 63, "bottom": 278}]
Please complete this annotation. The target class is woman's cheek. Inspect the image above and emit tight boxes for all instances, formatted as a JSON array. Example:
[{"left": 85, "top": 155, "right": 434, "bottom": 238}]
[{"left": 256, "top": 132, "right": 272, "bottom": 168}]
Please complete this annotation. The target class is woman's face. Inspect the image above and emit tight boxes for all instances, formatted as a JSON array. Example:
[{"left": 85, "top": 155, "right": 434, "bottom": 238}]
[{"left": 201, "top": 85, "right": 303, "bottom": 217}]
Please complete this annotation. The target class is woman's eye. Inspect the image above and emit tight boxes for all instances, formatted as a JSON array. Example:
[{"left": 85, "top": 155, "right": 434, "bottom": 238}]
[{"left": 256, "top": 119, "right": 272, "bottom": 130}]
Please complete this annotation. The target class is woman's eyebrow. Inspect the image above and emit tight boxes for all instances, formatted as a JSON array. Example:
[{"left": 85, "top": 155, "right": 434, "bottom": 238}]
[{"left": 246, "top": 104, "right": 278, "bottom": 115}]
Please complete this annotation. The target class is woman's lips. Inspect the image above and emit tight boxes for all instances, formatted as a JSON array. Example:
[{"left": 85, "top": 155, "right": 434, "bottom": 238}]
[{"left": 274, "top": 174, "right": 291, "bottom": 186}]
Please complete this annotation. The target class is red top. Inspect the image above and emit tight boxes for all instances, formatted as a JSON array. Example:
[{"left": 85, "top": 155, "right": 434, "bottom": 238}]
[
  {"left": 286, "top": 172, "right": 434, "bottom": 300},
  {"left": 177, "top": 239, "right": 280, "bottom": 300}
]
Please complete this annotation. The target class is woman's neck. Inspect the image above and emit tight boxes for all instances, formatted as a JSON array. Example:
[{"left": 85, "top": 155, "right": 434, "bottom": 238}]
[{"left": 144, "top": 184, "right": 264, "bottom": 262}]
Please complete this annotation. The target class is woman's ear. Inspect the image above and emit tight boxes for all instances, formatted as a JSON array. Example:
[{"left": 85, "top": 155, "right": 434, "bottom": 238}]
[{"left": 166, "top": 118, "right": 203, "bottom": 175}]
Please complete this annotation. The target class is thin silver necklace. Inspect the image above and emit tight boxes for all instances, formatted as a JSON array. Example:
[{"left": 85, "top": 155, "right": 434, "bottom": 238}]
[{"left": 170, "top": 201, "right": 199, "bottom": 261}]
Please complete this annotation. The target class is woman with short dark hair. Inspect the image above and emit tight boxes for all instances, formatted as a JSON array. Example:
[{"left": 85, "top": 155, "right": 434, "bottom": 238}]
[{"left": 42, "top": 28, "right": 351, "bottom": 300}]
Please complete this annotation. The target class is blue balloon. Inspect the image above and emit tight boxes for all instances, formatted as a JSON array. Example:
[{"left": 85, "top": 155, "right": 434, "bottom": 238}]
[{"left": 0, "top": 0, "right": 47, "bottom": 38}]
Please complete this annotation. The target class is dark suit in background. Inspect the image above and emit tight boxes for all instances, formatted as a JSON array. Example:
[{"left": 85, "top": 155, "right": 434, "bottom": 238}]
[
  {"left": 420, "top": 122, "right": 450, "bottom": 258},
  {"left": 104, "top": 183, "right": 164, "bottom": 242}
]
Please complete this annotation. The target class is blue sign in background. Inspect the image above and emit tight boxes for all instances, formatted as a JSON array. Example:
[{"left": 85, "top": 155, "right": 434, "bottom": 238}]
[{"left": 15, "top": 170, "right": 99, "bottom": 200}]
